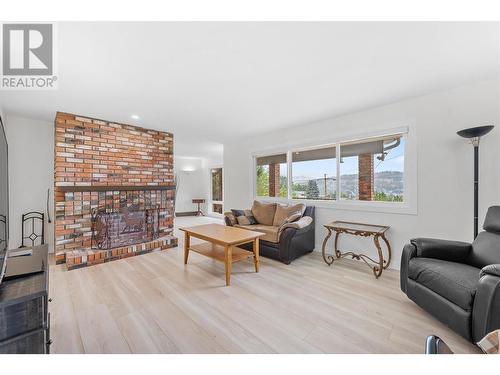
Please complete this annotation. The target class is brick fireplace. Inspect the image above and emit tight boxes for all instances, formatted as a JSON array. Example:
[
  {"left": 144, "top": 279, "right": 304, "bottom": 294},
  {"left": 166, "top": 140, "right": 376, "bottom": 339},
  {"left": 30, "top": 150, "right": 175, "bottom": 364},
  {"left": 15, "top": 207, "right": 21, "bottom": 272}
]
[{"left": 54, "top": 112, "right": 178, "bottom": 270}]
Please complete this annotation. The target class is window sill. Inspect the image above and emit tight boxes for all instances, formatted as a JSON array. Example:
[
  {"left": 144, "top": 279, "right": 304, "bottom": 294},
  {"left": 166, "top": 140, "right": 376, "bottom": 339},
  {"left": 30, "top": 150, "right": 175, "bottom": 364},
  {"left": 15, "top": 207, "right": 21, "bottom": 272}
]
[{"left": 255, "top": 196, "right": 417, "bottom": 215}]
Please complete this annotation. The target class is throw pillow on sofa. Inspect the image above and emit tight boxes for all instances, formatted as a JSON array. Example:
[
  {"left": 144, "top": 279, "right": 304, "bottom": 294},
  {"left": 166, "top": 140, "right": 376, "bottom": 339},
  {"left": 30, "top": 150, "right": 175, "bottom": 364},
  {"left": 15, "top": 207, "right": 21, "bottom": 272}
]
[
  {"left": 231, "top": 209, "right": 257, "bottom": 225},
  {"left": 273, "top": 203, "right": 306, "bottom": 226},
  {"left": 236, "top": 215, "right": 257, "bottom": 225},
  {"left": 251, "top": 201, "right": 277, "bottom": 226},
  {"left": 236, "top": 210, "right": 257, "bottom": 225},
  {"left": 231, "top": 209, "right": 246, "bottom": 217},
  {"left": 224, "top": 211, "right": 237, "bottom": 226}
]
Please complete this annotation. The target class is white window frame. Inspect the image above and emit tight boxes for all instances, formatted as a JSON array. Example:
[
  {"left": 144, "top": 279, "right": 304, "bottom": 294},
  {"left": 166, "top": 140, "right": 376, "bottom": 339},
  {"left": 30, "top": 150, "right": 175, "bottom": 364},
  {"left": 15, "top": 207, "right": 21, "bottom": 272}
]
[{"left": 252, "top": 123, "right": 417, "bottom": 215}]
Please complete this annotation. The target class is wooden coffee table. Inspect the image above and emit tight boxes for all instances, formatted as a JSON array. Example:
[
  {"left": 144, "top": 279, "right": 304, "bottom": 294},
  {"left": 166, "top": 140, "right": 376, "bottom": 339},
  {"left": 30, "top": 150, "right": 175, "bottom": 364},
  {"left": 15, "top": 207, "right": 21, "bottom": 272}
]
[{"left": 179, "top": 224, "right": 265, "bottom": 286}]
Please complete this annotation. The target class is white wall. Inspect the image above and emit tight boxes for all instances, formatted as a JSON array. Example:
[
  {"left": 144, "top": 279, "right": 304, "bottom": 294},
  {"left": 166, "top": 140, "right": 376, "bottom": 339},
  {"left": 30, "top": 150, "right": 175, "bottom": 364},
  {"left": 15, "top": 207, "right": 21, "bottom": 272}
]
[
  {"left": 174, "top": 155, "right": 225, "bottom": 217},
  {"left": 224, "top": 78, "right": 500, "bottom": 270},
  {"left": 174, "top": 156, "right": 210, "bottom": 215},
  {"left": 4, "top": 115, "right": 54, "bottom": 252}
]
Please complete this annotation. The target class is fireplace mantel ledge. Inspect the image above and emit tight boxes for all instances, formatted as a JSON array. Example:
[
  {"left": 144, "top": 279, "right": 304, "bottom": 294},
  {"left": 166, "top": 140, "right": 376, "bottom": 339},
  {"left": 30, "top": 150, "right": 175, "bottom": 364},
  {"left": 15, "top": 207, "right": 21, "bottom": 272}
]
[{"left": 56, "top": 185, "right": 175, "bottom": 192}]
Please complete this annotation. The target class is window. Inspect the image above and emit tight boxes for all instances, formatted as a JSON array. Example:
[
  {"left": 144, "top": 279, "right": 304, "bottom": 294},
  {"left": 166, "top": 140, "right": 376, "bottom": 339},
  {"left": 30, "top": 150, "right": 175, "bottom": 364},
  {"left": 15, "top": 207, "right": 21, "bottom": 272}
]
[
  {"left": 210, "top": 168, "right": 223, "bottom": 214},
  {"left": 254, "top": 131, "right": 406, "bottom": 204},
  {"left": 339, "top": 135, "right": 404, "bottom": 201},
  {"left": 255, "top": 154, "right": 287, "bottom": 198},
  {"left": 373, "top": 137, "right": 404, "bottom": 202},
  {"left": 291, "top": 146, "right": 336, "bottom": 200},
  {"left": 211, "top": 168, "right": 223, "bottom": 202}
]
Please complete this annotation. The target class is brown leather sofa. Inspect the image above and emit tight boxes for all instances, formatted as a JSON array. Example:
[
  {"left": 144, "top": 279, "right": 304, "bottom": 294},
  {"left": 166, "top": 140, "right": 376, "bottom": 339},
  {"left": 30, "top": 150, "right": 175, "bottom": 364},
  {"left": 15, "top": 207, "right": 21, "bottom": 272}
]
[{"left": 224, "top": 201, "right": 315, "bottom": 264}]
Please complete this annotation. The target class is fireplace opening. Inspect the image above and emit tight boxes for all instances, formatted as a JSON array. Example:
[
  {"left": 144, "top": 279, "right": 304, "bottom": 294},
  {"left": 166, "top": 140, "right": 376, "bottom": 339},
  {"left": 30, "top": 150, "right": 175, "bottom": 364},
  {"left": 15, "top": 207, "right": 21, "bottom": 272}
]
[{"left": 91, "top": 202, "right": 160, "bottom": 250}]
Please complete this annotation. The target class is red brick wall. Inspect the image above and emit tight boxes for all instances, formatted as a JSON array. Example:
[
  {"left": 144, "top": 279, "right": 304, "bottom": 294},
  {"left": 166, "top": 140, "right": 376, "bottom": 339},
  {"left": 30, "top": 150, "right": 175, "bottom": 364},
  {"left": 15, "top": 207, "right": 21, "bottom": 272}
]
[
  {"left": 54, "top": 112, "right": 173, "bottom": 187},
  {"left": 358, "top": 153, "right": 374, "bottom": 200},
  {"left": 268, "top": 163, "right": 281, "bottom": 197},
  {"left": 54, "top": 112, "right": 176, "bottom": 263}
]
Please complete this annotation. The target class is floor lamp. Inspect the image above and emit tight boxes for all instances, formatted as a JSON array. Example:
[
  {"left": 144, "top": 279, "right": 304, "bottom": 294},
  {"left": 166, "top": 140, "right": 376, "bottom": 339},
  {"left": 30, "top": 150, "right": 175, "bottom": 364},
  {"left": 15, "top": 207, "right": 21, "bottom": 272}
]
[{"left": 457, "top": 125, "right": 494, "bottom": 238}]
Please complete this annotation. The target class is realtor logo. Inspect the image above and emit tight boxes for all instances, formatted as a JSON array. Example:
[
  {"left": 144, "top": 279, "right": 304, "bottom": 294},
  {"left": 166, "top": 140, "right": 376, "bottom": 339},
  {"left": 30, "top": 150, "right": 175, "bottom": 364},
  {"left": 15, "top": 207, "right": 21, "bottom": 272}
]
[{"left": 1, "top": 23, "right": 57, "bottom": 89}]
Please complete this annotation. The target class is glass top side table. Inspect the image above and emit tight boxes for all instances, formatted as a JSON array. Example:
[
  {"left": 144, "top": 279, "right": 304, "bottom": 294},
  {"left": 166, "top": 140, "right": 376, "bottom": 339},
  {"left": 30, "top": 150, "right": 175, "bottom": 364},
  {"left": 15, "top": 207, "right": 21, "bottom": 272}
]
[{"left": 321, "top": 221, "right": 391, "bottom": 278}]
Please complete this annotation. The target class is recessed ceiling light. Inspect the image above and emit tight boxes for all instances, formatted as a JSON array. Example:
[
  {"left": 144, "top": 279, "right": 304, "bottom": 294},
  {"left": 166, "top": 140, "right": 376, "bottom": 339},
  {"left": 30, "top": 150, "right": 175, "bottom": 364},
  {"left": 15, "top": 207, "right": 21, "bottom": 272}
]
[{"left": 131, "top": 114, "right": 140, "bottom": 120}]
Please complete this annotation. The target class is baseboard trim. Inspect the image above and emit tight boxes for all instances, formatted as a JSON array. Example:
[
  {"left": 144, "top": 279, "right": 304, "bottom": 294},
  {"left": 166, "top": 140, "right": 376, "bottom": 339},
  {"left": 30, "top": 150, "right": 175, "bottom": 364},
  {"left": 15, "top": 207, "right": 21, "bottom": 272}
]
[{"left": 175, "top": 211, "right": 198, "bottom": 217}]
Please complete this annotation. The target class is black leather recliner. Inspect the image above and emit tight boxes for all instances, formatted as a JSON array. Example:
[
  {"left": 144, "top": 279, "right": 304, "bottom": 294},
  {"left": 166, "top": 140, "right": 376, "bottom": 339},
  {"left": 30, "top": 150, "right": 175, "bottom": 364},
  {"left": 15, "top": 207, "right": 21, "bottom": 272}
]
[{"left": 401, "top": 206, "right": 500, "bottom": 342}]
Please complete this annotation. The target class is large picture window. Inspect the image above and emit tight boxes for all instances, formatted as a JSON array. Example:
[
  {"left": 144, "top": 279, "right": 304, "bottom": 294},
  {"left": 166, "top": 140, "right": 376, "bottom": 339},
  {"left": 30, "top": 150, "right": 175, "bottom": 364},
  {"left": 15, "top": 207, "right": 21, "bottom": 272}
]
[
  {"left": 255, "top": 131, "right": 406, "bottom": 204},
  {"left": 255, "top": 154, "right": 287, "bottom": 198}
]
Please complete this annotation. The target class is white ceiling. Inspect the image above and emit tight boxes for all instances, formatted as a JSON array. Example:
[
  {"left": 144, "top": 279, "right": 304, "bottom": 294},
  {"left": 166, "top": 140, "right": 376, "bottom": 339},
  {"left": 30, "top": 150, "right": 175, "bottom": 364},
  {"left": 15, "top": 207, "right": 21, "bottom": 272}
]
[{"left": 1, "top": 22, "right": 498, "bottom": 160}]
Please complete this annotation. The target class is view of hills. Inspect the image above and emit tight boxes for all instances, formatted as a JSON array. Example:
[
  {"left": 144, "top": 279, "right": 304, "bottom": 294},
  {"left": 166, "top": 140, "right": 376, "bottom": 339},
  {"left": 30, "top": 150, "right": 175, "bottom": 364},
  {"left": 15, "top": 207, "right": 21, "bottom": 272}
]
[
  {"left": 341, "top": 170, "right": 403, "bottom": 199},
  {"left": 292, "top": 171, "right": 403, "bottom": 200}
]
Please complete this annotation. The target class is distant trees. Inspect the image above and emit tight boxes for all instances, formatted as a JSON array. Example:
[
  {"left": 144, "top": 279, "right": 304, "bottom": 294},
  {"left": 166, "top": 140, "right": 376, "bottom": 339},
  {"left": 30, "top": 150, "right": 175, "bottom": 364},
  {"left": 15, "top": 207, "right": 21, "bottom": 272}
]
[
  {"left": 291, "top": 182, "right": 307, "bottom": 198},
  {"left": 256, "top": 165, "right": 269, "bottom": 196},
  {"left": 305, "top": 180, "right": 320, "bottom": 199},
  {"left": 279, "top": 176, "right": 287, "bottom": 198},
  {"left": 211, "top": 168, "right": 223, "bottom": 201},
  {"left": 374, "top": 191, "right": 403, "bottom": 202},
  {"left": 256, "top": 165, "right": 287, "bottom": 197}
]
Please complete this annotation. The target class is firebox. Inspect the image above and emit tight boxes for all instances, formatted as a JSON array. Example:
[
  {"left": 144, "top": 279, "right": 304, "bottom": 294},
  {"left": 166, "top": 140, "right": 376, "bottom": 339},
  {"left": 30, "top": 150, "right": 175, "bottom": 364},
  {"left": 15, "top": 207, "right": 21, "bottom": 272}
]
[{"left": 91, "top": 204, "right": 160, "bottom": 250}]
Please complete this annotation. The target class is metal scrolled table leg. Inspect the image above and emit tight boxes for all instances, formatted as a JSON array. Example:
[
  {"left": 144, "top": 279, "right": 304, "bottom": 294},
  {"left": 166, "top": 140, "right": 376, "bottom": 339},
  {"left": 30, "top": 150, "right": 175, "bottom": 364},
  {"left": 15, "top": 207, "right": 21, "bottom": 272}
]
[
  {"left": 322, "top": 227, "right": 335, "bottom": 265},
  {"left": 333, "top": 230, "right": 341, "bottom": 259},
  {"left": 380, "top": 234, "right": 392, "bottom": 269},
  {"left": 372, "top": 234, "right": 384, "bottom": 278}
]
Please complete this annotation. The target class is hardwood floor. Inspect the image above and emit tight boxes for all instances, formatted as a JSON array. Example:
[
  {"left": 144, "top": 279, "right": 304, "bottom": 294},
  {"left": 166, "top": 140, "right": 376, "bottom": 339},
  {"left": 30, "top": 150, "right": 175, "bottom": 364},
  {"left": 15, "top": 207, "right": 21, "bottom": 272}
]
[{"left": 49, "top": 216, "right": 480, "bottom": 354}]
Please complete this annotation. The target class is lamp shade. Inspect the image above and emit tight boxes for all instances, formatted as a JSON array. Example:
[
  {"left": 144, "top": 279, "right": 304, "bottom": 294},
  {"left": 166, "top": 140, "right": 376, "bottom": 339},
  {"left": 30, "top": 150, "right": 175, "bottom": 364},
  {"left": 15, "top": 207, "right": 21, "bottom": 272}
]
[{"left": 457, "top": 125, "right": 494, "bottom": 139}]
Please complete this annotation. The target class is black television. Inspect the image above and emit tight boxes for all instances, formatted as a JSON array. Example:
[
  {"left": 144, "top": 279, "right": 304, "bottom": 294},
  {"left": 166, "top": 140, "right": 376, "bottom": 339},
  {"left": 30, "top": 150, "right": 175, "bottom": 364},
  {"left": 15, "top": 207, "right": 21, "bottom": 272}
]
[{"left": 0, "top": 115, "right": 8, "bottom": 284}]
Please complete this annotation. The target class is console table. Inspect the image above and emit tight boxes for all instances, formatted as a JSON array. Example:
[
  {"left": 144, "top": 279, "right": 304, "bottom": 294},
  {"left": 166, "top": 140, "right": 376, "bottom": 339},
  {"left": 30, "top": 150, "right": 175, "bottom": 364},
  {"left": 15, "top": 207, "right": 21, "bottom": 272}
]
[
  {"left": 321, "top": 221, "right": 391, "bottom": 278},
  {"left": 192, "top": 199, "right": 206, "bottom": 216}
]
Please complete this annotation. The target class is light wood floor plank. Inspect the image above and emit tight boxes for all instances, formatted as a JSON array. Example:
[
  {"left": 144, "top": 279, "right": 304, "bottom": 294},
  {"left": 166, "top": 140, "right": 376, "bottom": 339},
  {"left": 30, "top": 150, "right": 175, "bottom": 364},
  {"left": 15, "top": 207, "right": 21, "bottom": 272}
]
[
  {"left": 75, "top": 303, "right": 131, "bottom": 354},
  {"left": 49, "top": 216, "right": 480, "bottom": 354},
  {"left": 116, "top": 310, "right": 181, "bottom": 354}
]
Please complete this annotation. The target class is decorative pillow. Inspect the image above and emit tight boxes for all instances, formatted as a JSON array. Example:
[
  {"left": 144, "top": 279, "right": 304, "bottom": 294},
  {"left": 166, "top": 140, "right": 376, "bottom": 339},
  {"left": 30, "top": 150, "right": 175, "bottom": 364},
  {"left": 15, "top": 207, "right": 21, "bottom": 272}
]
[
  {"left": 224, "top": 212, "right": 237, "bottom": 226},
  {"left": 279, "top": 216, "right": 313, "bottom": 233},
  {"left": 236, "top": 215, "right": 257, "bottom": 225},
  {"left": 251, "top": 201, "right": 277, "bottom": 226},
  {"left": 231, "top": 209, "right": 246, "bottom": 217},
  {"left": 477, "top": 329, "right": 500, "bottom": 354},
  {"left": 273, "top": 203, "right": 306, "bottom": 227}
]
